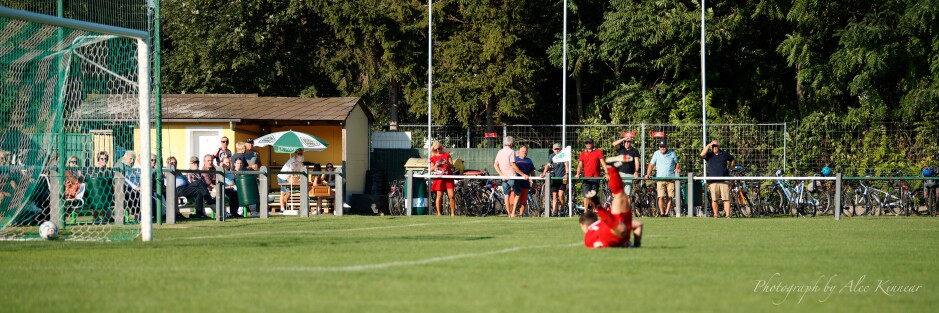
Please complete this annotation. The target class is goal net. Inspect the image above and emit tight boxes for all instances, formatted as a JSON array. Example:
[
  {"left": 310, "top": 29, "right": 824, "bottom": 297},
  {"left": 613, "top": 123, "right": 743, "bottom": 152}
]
[{"left": 0, "top": 3, "right": 156, "bottom": 241}]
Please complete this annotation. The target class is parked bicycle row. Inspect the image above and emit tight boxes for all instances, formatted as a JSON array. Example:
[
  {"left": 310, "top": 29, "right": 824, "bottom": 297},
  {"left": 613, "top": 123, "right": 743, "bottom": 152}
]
[
  {"left": 386, "top": 166, "right": 939, "bottom": 218},
  {"left": 387, "top": 136, "right": 938, "bottom": 217}
]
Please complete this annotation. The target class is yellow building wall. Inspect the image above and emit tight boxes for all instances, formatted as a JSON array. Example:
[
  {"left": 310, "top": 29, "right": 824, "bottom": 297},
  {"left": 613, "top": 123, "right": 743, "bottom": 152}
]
[
  {"left": 135, "top": 123, "right": 344, "bottom": 167},
  {"left": 134, "top": 123, "right": 236, "bottom": 163}
]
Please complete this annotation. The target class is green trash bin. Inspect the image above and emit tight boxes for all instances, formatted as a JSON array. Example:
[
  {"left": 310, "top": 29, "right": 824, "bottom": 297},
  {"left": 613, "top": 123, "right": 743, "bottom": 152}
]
[
  {"left": 236, "top": 174, "right": 259, "bottom": 206},
  {"left": 86, "top": 174, "right": 114, "bottom": 215},
  {"left": 411, "top": 177, "right": 428, "bottom": 215}
]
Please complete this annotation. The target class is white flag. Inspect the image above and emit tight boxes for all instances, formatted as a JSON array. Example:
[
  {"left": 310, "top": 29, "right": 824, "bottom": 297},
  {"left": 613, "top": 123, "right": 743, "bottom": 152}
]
[{"left": 552, "top": 146, "right": 571, "bottom": 163}]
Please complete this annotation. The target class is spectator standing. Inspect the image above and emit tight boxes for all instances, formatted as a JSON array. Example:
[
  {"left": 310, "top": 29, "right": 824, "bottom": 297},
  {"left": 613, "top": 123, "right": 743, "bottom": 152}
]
[
  {"left": 512, "top": 145, "right": 536, "bottom": 217},
  {"left": 243, "top": 138, "right": 260, "bottom": 170},
  {"left": 231, "top": 141, "right": 247, "bottom": 167},
  {"left": 493, "top": 136, "right": 518, "bottom": 217},
  {"left": 429, "top": 141, "right": 456, "bottom": 216},
  {"left": 700, "top": 140, "right": 735, "bottom": 218},
  {"left": 645, "top": 140, "right": 681, "bottom": 217},
  {"left": 611, "top": 132, "right": 641, "bottom": 210},
  {"left": 542, "top": 143, "right": 569, "bottom": 216},
  {"left": 214, "top": 136, "right": 233, "bottom": 167},
  {"left": 575, "top": 138, "right": 604, "bottom": 212}
]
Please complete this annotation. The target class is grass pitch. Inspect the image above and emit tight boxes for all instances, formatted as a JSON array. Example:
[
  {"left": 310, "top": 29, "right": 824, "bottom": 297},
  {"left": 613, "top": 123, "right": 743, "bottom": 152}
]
[{"left": 0, "top": 216, "right": 936, "bottom": 312}]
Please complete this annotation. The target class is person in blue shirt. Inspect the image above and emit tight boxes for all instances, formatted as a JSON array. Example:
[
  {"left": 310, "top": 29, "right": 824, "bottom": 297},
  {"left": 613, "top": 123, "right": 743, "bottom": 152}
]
[
  {"left": 512, "top": 145, "right": 537, "bottom": 217},
  {"left": 644, "top": 140, "right": 681, "bottom": 217}
]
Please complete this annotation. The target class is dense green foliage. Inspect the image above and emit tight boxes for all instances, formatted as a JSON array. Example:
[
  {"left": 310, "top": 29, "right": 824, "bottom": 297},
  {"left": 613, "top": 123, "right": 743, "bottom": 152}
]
[
  {"left": 1, "top": 216, "right": 936, "bottom": 312},
  {"left": 160, "top": 0, "right": 939, "bottom": 128}
]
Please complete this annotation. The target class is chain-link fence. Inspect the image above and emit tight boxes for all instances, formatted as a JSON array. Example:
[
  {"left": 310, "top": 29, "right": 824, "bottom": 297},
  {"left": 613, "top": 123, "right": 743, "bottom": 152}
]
[
  {"left": 790, "top": 122, "right": 939, "bottom": 177},
  {"left": 371, "top": 123, "right": 788, "bottom": 178},
  {"left": 371, "top": 122, "right": 939, "bottom": 180}
]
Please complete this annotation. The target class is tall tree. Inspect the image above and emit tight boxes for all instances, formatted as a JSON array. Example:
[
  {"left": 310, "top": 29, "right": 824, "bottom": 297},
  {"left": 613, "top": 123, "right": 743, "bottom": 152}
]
[
  {"left": 410, "top": 0, "right": 542, "bottom": 130},
  {"left": 162, "top": 0, "right": 328, "bottom": 96}
]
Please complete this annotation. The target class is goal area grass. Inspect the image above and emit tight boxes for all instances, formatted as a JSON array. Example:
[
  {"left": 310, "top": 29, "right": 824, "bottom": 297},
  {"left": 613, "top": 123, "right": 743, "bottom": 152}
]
[{"left": 0, "top": 216, "right": 935, "bottom": 312}]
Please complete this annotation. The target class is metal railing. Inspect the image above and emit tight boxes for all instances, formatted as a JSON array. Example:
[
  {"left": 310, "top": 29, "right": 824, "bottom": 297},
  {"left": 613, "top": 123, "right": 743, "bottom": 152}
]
[
  {"left": 400, "top": 171, "right": 939, "bottom": 220},
  {"left": 162, "top": 166, "right": 345, "bottom": 223}
]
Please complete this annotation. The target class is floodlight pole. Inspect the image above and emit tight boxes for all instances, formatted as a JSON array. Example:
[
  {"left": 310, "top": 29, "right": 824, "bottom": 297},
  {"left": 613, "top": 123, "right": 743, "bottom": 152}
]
[
  {"left": 563, "top": 0, "right": 572, "bottom": 217},
  {"left": 427, "top": 0, "right": 433, "bottom": 172},
  {"left": 700, "top": 0, "right": 708, "bottom": 177}
]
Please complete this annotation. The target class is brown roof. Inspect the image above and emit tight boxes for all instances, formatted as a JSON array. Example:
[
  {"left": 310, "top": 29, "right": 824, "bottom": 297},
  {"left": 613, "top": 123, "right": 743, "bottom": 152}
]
[
  {"left": 162, "top": 94, "right": 369, "bottom": 122},
  {"left": 75, "top": 94, "right": 373, "bottom": 122}
]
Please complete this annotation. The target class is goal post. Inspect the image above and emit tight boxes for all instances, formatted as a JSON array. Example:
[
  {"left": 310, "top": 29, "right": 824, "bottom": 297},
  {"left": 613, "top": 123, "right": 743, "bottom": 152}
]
[{"left": 0, "top": 5, "right": 155, "bottom": 241}]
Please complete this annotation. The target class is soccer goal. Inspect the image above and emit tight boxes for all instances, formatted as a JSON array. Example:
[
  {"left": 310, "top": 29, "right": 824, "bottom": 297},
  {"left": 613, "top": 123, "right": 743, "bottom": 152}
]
[{"left": 0, "top": 4, "right": 156, "bottom": 241}]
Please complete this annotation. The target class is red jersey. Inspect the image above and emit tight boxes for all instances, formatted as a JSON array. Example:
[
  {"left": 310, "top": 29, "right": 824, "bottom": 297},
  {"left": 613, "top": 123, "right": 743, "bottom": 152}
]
[
  {"left": 583, "top": 209, "right": 631, "bottom": 248},
  {"left": 579, "top": 149, "right": 604, "bottom": 177}
]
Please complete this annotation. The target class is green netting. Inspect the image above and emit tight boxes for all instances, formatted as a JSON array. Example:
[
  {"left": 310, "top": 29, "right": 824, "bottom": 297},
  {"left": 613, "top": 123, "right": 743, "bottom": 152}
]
[{"left": 0, "top": 12, "right": 152, "bottom": 241}]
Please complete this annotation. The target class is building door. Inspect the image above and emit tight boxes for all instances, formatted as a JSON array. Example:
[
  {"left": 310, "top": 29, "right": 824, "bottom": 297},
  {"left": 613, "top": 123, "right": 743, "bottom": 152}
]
[{"left": 189, "top": 129, "right": 222, "bottom": 165}]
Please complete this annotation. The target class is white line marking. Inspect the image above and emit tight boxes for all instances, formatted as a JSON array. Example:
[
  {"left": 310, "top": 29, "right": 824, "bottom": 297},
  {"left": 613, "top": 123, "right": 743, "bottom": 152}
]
[
  {"left": 166, "top": 220, "right": 488, "bottom": 241},
  {"left": 267, "top": 243, "right": 579, "bottom": 272}
]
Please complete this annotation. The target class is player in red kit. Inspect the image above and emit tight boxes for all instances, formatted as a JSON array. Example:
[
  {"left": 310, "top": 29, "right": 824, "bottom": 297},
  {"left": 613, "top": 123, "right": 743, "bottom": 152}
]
[{"left": 579, "top": 154, "right": 644, "bottom": 248}]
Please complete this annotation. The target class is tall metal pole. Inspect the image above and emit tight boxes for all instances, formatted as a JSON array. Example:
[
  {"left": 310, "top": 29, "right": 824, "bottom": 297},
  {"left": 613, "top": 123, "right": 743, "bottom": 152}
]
[
  {"left": 427, "top": 0, "right": 433, "bottom": 172},
  {"left": 563, "top": 0, "right": 572, "bottom": 216},
  {"left": 700, "top": 0, "right": 708, "bottom": 178},
  {"left": 153, "top": 0, "right": 164, "bottom": 225}
]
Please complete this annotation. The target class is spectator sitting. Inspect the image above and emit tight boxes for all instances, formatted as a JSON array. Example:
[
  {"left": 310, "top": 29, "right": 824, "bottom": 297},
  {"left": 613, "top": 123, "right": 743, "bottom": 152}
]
[
  {"left": 95, "top": 151, "right": 110, "bottom": 169},
  {"left": 219, "top": 156, "right": 241, "bottom": 218},
  {"left": 184, "top": 156, "right": 211, "bottom": 219},
  {"left": 116, "top": 151, "right": 142, "bottom": 219},
  {"left": 277, "top": 149, "right": 306, "bottom": 209},
  {"left": 64, "top": 156, "right": 84, "bottom": 200},
  {"left": 322, "top": 163, "right": 336, "bottom": 186}
]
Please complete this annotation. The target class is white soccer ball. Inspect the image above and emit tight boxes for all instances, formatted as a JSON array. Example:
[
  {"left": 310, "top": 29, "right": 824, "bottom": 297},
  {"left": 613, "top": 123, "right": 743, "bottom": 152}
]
[{"left": 39, "top": 221, "right": 58, "bottom": 240}]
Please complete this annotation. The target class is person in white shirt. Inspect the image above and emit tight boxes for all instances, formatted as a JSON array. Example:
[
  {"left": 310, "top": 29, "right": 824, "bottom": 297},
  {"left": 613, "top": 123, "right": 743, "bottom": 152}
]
[{"left": 277, "top": 149, "right": 306, "bottom": 209}]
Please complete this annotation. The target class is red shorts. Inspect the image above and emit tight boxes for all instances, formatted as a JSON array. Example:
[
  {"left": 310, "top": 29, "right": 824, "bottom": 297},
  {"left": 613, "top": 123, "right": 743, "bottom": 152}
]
[{"left": 431, "top": 179, "right": 454, "bottom": 192}]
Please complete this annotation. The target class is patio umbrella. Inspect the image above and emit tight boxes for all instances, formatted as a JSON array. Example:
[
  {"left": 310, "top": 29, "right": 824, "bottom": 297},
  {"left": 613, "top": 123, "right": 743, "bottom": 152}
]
[{"left": 253, "top": 130, "right": 328, "bottom": 153}]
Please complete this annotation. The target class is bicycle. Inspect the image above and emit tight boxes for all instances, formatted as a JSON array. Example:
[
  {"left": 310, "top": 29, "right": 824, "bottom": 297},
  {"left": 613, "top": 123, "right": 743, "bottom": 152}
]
[
  {"left": 911, "top": 167, "right": 937, "bottom": 216},
  {"left": 388, "top": 179, "right": 407, "bottom": 216},
  {"left": 522, "top": 179, "right": 545, "bottom": 217},
  {"left": 631, "top": 178, "right": 658, "bottom": 217},
  {"left": 762, "top": 169, "right": 829, "bottom": 217},
  {"left": 728, "top": 166, "right": 760, "bottom": 218},
  {"left": 849, "top": 176, "right": 913, "bottom": 216}
]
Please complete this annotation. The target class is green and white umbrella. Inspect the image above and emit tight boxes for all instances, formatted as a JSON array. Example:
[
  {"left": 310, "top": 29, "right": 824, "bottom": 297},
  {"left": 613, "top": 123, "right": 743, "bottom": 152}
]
[{"left": 253, "top": 130, "right": 329, "bottom": 153}]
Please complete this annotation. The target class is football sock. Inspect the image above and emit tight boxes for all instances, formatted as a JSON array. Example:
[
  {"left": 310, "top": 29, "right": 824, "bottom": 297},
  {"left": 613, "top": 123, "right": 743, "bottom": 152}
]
[{"left": 605, "top": 166, "right": 624, "bottom": 195}]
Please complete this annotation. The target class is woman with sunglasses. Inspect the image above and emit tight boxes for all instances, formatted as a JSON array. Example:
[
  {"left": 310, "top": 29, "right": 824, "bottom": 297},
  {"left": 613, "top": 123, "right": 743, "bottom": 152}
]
[
  {"left": 64, "top": 156, "right": 83, "bottom": 199},
  {"left": 429, "top": 141, "right": 456, "bottom": 216}
]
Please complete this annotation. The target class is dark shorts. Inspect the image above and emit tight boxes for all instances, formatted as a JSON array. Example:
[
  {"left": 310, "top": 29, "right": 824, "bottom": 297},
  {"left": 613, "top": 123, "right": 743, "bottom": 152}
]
[
  {"left": 582, "top": 180, "right": 599, "bottom": 196},
  {"left": 549, "top": 179, "right": 564, "bottom": 192}
]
